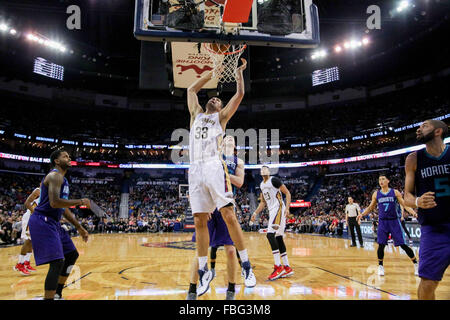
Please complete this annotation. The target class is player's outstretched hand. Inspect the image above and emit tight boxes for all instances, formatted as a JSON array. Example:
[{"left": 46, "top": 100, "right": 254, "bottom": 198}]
[
  {"left": 81, "top": 198, "right": 91, "bottom": 209},
  {"left": 78, "top": 227, "right": 89, "bottom": 242},
  {"left": 417, "top": 192, "right": 437, "bottom": 209}
]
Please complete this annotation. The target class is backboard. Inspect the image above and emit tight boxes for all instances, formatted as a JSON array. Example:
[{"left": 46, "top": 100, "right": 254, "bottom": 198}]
[{"left": 134, "top": 0, "right": 320, "bottom": 48}]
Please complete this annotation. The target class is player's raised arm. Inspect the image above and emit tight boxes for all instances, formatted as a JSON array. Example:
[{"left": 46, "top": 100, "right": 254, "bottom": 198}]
[
  {"left": 219, "top": 58, "right": 247, "bottom": 128},
  {"left": 404, "top": 152, "right": 437, "bottom": 209},
  {"left": 47, "top": 172, "right": 90, "bottom": 209},
  {"left": 229, "top": 158, "right": 245, "bottom": 188},
  {"left": 187, "top": 70, "right": 213, "bottom": 128},
  {"left": 24, "top": 188, "right": 40, "bottom": 212},
  {"left": 358, "top": 191, "right": 377, "bottom": 221},
  {"left": 63, "top": 208, "right": 89, "bottom": 242}
]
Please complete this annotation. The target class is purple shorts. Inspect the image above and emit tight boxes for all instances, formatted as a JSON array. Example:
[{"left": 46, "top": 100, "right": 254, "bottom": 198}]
[
  {"left": 377, "top": 219, "right": 405, "bottom": 246},
  {"left": 28, "top": 213, "right": 76, "bottom": 266},
  {"left": 418, "top": 223, "right": 450, "bottom": 281},
  {"left": 192, "top": 209, "right": 234, "bottom": 248}
]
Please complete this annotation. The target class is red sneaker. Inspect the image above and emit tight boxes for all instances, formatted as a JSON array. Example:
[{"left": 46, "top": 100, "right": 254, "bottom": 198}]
[
  {"left": 281, "top": 265, "right": 294, "bottom": 278},
  {"left": 23, "top": 261, "right": 36, "bottom": 272},
  {"left": 268, "top": 265, "right": 285, "bottom": 281},
  {"left": 13, "top": 263, "right": 31, "bottom": 276}
]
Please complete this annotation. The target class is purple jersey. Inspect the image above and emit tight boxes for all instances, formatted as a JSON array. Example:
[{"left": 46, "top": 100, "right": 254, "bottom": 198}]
[
  {"left": 34, "top": 169, "right": 70, "bottom": 222},
  {"left": 376, "top": 188, "right": 401, "bottom": 220},
  {"left": 415, "top": 145, "right": 450, "bottom": 226}
]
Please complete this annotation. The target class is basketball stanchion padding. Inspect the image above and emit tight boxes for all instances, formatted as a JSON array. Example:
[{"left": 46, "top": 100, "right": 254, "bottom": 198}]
[
  {"left": 222, "top": 0, "right": 254, "bottom": 23},
  {"left": 90, "top": 200, "right": 106, "bottom": 218}
]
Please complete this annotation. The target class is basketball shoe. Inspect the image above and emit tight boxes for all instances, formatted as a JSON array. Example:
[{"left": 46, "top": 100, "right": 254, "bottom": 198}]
[
  {"left": 268, "top": 265, "right": 285, "bottom": 281},
  {"left": 281, "top": 265, "right": 294, "bottom": 278},
  {"left": 226, "top": 290, "right": 235, "bottom": 300},
  {"left": 378, "top": 265, "right": 385, "bottom": 276},
  {"left": 13, "top": 263, "right": 31, "bottom": 276},
  {"left": 186, "top": 292, "right": 197, "bottom": 300},
  {"left": 197, "top": 267, "right": 213, "bottom": 297},
  {"left": 23, "top": 261, "right": 36, "bottom": 272},
  {"left": 241, "top": 261, "right": 256, "bottom": 288}
]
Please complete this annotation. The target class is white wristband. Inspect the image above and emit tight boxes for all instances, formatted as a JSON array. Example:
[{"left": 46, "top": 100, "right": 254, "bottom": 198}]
[{"left": 415, "top": 197, "right": 419, "bottom": 208}]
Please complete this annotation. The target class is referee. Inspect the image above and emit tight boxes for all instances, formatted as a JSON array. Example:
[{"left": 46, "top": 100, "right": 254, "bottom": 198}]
[{"left": 345, "top": 197, "right": 364, "bottom": 247}]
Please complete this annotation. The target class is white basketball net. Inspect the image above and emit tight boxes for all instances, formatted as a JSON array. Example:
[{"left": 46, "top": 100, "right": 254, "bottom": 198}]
[{"left": 203, "top": 43, "right": 247, "bottom": 83}]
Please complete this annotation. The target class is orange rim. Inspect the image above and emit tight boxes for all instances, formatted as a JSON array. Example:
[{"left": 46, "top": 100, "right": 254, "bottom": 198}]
[{"left": 202, "top": 43, "right": 247, "bottom": 56}]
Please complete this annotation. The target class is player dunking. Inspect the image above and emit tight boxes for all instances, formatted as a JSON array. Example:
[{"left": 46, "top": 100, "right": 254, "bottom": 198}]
[
  {"left": 188, "top": 135, "right": 245, "bottom": 300},
  {"left": 14, "top": 187, "right": 40, "bottom": 276},
  {"left": 187, "top": 58, "right": 256, "bottom": 293},
  {"left": 28, "top": 150, "right": 91, "bottom": 300},
  {"left": 358, "top": 174, "right": 418, "bottom": 276},
  {"left": 404, "top": 119, "right": 449, "bottom": 300},
  {"left": 250, "top": 166, "right": 293, "bottom": 280}
]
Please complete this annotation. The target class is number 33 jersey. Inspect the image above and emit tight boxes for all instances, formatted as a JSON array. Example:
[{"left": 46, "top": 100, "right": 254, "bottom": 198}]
[{"left": 189, "top": 112, "right": 224, "bottom": 164}]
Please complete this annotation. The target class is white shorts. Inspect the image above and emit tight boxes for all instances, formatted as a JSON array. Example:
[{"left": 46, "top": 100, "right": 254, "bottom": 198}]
[
  {"left": 21, "top": 211, "right": 31, "bottom": 241},
  {"left": 189, "top": 159, "right": 235, "bottom": 215},
  {"left": 268, "top": 204, "right": 286, "bottom": 236}
]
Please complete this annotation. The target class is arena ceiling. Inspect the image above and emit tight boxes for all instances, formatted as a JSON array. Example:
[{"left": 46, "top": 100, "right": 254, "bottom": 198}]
[{"left": 0, "top": 0, "right": 449, "bottom": 98}]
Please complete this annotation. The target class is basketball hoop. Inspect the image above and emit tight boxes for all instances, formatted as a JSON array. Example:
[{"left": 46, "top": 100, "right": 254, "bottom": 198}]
[{"left": 202, "top": 42, "right": 247, "bottom": 83}]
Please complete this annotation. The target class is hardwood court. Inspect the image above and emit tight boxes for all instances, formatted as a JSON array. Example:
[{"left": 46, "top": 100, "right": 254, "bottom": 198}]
[{"left": 1, "top": 233, "right": 449, "bottom": 300}]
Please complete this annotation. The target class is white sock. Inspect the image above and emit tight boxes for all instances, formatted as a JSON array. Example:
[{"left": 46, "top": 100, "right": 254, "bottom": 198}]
[
  {"left": 198, "top": 256, "right": 208, "bottom": 270},
  {"left": 25, "top": 253, "right": 32, "bottom": 262},
  {"left": 281, "top": 253, "right": 289, "bottom": 266},
  {"left": 238, "top": 249, "right": 248, "bottom": 263},
  {"left": 272, "top": 250, "right": 281, "bottom": 266},
  {"left": 18, "top": 255, "right": 25, "bottom": 264}
]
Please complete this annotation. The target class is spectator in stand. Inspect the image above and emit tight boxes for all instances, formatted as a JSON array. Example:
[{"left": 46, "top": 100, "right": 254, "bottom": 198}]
[{"left": 1, "top": 216, "right": 14, "bottom": 244}]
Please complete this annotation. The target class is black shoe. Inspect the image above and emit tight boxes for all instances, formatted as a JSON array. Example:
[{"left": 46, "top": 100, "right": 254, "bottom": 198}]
[
  {"left": 360, "top": 243, "right": 364, "bottom": 247},
  {"left": 350, "top": 244, "right": 357, "bottom": 247}
]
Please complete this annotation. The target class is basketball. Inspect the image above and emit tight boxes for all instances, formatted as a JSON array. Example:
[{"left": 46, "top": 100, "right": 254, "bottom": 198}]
[{"left": 208, "top": 43, "right": 230, "bottom": 54}]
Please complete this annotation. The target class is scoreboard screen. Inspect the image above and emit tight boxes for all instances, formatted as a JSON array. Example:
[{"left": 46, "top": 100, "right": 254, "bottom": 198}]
[
  {"left": 312, "top": 66, "right": 339, "bottom": 86},
  {"left": 33, "top": 57, "right": 64, "bottom": 81}
]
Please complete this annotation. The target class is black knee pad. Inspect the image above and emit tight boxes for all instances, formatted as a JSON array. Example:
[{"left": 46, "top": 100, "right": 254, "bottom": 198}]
[
  {"left": 61, "top": 250, "right": 79, "bottom": 277},
  {"left": 266, "top": 232, "right": 279, "bottom": 251},
  {"left": 276, "top": 236, "right": 286, "bottom": 254},
  {"left": 45, "top": 259, "right": 65, "bottom": 291}
]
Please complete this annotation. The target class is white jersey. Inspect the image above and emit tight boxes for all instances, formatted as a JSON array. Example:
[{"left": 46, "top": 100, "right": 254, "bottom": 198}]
[
  {"left": 189, "top": 112, "right": 224, "bottom": 163},
  {"left": 25, "top": 190, "right": 40, "bottom": 216},
  {"left": 260, "top": 177, "right": 284, "bottom": 211},
  {"left": 21, "top": 190, "right": 40, "bottom": 240}
]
